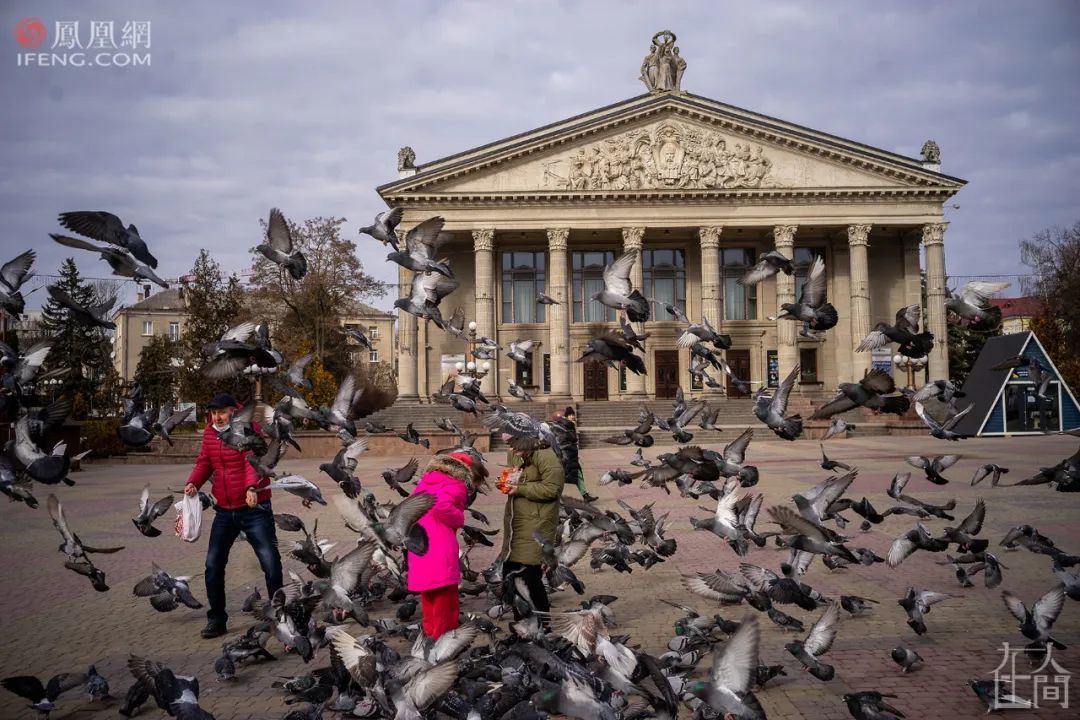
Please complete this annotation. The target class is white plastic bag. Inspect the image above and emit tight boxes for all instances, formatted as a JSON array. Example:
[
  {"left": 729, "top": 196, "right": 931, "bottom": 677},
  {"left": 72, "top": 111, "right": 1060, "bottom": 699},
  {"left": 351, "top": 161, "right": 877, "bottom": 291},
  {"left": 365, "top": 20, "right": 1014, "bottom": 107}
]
[{"left": 174, "top": 494, "right": 203, "bottom": 543}]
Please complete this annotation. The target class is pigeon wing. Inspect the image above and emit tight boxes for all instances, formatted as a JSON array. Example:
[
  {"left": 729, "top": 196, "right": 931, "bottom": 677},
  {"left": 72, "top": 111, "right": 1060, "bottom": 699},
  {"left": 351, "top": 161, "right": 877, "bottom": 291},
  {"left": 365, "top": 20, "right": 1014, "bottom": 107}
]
[
  {"left": 1032, "top": 585, "right": 1065, "bottom": 633},
  {"left": 603, "top": 251, "right": 636, "bottom": 297},
  {"left": 800, "top": 256, "right": 827, "bottom": 307},
  {"left": 771, "top": 364, "right": 801, "bottom": 415},
  {"left": 385, "top": 493, "right": 437, "bottom": 540},
  {"left": 723, "top": 428, "right": 754, "bottom": 465},
  {"left": 710, "top": 616, "right": 759, "bottom": 694},
  {"left": 0, "top": 250, "right": 36, "bottom": 290},
  {"left": 895, "top": 304, "right": 921, "bottom": 333},
  {"left": 803, "top": 603, "right": 840, "bottom": 658},
  {"left": 266, "top": 208, "right": 294, "bottom": 253}
]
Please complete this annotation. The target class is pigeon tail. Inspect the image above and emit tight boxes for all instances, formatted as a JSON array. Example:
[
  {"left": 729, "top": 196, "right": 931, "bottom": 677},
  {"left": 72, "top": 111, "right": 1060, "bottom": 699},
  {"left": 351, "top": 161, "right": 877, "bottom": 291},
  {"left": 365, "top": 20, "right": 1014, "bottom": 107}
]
[{"left": 624, "top": 290, "right": 650, "bottom": 322}]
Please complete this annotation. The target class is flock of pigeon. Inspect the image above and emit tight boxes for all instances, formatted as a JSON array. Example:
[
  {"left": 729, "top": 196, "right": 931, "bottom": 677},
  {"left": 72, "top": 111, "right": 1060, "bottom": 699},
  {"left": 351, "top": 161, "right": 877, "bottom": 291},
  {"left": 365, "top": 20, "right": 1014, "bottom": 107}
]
[{"left": 1, "top": 208, "right": 1079, "bottom": 720}]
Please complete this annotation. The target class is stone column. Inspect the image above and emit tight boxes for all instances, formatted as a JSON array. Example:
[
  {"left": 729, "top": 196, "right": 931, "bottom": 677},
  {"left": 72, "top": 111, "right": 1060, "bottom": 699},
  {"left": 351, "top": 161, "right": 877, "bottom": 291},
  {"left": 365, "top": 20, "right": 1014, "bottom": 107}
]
[
  {"left": 830, "top": 236, "right": 853, "bottom": 381},
  {"left": 622, "top": 227, "right": 647, "bottom": 397},
  {"left": 922, "top": 223, "right": 949, "bottom": 380},
  {"left": 699, "top": 226, "right": 722, "bottom": 326},
  {"left": 772, "top": 225, "right": 798, "bottom": 380},
  {"left": 473, "top": 229, "right": 498, "bottom": 398},
  {"left": 546, "top": 228, "right": 571, "bottom": 400},
  {"left": 900, "top": 230, "right": 924, "bottom": 386},
  {"left": 847, "top": 223, "right": 873, "bottom": 377},
  {"left": 396, "top": 264, "right": 419, "bottom": 401}
]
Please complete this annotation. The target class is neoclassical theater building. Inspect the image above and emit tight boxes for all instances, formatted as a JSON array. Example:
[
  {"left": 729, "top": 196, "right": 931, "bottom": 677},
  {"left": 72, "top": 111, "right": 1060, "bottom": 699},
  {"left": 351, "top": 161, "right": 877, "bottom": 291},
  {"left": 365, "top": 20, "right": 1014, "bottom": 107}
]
[{"left": 381, "top": 32, "right": 963, "bottom": 404}]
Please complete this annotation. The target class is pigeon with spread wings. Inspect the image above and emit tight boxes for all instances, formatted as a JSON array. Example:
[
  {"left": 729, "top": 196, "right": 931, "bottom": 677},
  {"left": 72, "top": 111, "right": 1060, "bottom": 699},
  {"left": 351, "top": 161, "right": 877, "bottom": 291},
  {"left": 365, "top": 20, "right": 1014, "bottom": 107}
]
[{"left": 590, "top": 251, "right": 650, "bottom": 322}]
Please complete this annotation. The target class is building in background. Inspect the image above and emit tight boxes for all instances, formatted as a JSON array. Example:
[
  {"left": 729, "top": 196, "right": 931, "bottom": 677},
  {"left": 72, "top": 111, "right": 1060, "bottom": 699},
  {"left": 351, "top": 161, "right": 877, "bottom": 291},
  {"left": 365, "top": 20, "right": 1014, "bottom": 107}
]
[
  {"left": 111, "top": 286, "right": 187, "bottom": 380},
  {"left": 380, "top": 31, "right": 963, "bottom": 403},
  {"left": 989, "top": 296, "right": 1041, "bottom": 334},
  {"left": 341, "top": 302, "right": 397, "bottom": 372}
]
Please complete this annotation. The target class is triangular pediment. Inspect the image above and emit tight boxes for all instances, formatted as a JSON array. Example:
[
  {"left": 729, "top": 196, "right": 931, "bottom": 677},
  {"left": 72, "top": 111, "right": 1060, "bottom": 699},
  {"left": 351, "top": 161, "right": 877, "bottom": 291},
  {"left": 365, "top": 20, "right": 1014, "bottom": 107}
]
[{"left": 379, "top": 94, "right": 963, "bottom": 200}]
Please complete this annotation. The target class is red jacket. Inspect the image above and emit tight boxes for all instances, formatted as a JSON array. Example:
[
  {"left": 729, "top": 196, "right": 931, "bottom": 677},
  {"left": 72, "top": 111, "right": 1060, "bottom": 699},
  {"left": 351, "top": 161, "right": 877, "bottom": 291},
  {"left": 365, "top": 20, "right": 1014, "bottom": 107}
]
[{"left": 186, "top": 424, "right": 271, "bottom": 510}]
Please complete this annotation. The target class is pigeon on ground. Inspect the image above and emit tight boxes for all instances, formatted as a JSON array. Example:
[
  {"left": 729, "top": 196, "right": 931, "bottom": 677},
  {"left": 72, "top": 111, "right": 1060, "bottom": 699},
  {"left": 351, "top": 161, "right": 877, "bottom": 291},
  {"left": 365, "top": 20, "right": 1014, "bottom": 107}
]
[
  {"left": 946, "top": 280, "right": 1010, "bottom": 323},
  {"left": 358, "top": 207, "right": 403, "bottom": 251},
  {"left": 754, "top": 364, "right": 803, "bottom": 440},
  {"left": 855, "top": 305, "right": 934, "bottom": 358},
  {"left": 591, "top": 251, "right": 649, "bottom": 322},
  {"left": 45, "top": 285, "right": 116, "bottom": 329},
  {"left": 738, "top": 250, "right": 794, "bottom": 286},
  {"left": 58, "top": 210, "right": 159, "bottom": 268},
  {"left": 968, "top": 679, "right": 1031, "bottom": 712},
  {"left": 257, "top": 208, "right": 308, "bottom": 280},
  {"left": 890, "top": 645, "right": 923, "bottom": 672},
  {"left": 50, "top": 233, "right": 169, "bottom": 289},
  {"left": 127, "top": 655, "right": 215, "bottom": 719},
  {"left": 0, "top": 250, "right": 36, "bottom": 318},
  {"left": 132, "top": 485, "right": 175, "bottom": 537},
  {"left": 843, "top": 691, "right": 906, "bottom": 720}
]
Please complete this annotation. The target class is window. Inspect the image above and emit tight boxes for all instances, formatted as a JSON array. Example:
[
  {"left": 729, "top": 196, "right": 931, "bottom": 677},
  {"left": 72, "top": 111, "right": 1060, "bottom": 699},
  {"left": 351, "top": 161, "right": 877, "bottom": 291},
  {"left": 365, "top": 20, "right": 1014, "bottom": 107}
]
[
  {"left": 799, "top": 348, "right": 819, "bottom": 383},
  {"left": 1005, "top": 383, "right": 1060, "bottom": 433},
  {"left": 722, "top": 248, "right": 757, "bottom": 320},
  {"left": 642, "top": 249, "right": 686, "bottom": 317},
  {"left": 542, "top": 354, "right": 551, "bottom": 393},
  {"left": 142, "top": 320, "right": 153, "bottom": 336},
  {"left": 501, "top": 251, "right": 546, "bottom": 323},
  {"left": 168, "top": 321, "right": 180, "bottom": 341},
  {"left": 618, "top": 366, "right": 626, "bottom": 392},
  {"left": 369, "top": 325, "right": 379, "bottom": 340},
  {"left": 793, "top": 247, "right": 825, "bottom": 301},
  {"left": 515, "top": 351, "right": 536, "bottom": 387},
  {"left": 572, "top": 251, "right": 617, "bottom": 322},
  {"left": 368, "top": 350, "right": 379, "bottom": 363}
]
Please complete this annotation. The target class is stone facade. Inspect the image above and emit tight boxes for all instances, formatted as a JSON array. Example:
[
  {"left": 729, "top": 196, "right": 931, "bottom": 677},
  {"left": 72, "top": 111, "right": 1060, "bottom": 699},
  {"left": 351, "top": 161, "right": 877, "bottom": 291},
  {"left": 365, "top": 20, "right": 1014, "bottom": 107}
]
[{"left": 379, "top": 49, "right": 964, "bottom": 403}]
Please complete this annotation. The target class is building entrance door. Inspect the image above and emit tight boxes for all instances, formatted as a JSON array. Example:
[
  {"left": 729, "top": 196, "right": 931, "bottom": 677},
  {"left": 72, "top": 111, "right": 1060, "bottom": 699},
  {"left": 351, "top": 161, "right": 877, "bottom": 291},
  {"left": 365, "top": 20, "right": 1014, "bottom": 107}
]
[
  {"left": 725, "top": 349, "right": 752, "bottom": 395},
  {"left": 655, "top": 350, "right": 680, "bottom": 398},
  {"left": 583, "top": 361, "right": 608, "bottom": 400}
]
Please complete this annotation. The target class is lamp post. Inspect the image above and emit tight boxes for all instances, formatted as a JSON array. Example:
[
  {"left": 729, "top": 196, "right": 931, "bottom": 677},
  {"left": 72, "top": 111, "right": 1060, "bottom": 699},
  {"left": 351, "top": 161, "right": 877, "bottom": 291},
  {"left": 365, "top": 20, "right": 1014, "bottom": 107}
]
[{"left": 893, "top": 353, "right": 928, "bottom": 392}]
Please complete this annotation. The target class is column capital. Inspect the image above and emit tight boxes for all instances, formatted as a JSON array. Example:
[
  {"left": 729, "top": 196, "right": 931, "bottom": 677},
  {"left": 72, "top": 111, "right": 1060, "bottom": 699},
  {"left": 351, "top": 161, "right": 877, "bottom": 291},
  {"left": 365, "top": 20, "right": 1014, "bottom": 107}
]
[
  {"left": 546, "top": 228, "right": 569, "bottom": 251},
  {"left": 698, "top": 226, "right": 723, "bottom": 248},
  {"left": 847, "top": 224, "right": 872, "bottom": 247},
  {"left": 621, "top": 226, "right": 645, "bottom": 250},
  {"left": 472, "top": 228, "right": 495, "bottom": 252},
  {"left": 772, "top": 224, "right": 798, "bottom": 249},
  {"left": 921, "top": 222, "right": 947, "bottom": 247}
]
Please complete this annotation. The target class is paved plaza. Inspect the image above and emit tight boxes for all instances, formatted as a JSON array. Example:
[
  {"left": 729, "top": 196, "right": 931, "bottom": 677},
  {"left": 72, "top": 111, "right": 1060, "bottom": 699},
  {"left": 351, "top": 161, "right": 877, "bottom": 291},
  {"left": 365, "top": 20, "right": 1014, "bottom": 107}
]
[{"left": 1, "top": 433, "right": 1078, "bottom": 719}]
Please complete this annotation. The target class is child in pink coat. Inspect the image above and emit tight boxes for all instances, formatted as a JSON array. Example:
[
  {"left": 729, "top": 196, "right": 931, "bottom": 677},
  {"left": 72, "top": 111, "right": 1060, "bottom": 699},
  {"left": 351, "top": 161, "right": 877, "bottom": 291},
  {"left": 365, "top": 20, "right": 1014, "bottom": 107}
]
[{"left": 407, "top": 451, "right": 483, "bottom": 639}]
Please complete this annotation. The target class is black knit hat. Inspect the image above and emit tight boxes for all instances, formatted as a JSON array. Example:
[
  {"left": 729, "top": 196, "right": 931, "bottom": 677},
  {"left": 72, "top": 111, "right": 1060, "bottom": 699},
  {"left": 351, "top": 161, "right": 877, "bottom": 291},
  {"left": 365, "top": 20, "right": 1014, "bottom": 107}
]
[
  {"left": 564, "top": 406, "right": 576, "bottom": 417},
  {"left": 207, "top": 392, "right": 238, "bottom": 409}
]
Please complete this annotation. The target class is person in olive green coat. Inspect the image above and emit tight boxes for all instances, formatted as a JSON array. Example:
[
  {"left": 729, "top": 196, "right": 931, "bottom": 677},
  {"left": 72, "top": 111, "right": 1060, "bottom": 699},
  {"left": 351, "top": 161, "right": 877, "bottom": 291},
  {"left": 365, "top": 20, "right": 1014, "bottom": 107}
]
[{"left": 499, "top": 445, "right": 564, "bottom": 615}]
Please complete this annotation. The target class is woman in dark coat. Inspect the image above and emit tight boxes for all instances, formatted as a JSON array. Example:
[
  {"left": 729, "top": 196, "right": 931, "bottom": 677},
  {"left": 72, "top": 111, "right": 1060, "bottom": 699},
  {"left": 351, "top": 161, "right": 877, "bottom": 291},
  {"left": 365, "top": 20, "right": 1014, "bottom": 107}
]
[{"left": 554, "top": 407, "right": 597, "bottom": 502}]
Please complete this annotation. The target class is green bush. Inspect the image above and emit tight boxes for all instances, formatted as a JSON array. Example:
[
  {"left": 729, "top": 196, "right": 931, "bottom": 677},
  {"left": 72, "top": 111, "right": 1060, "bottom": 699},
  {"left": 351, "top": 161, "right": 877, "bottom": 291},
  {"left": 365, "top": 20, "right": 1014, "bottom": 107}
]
[{"left": 80, "top": 417, "right": 129, "bottom": 457}]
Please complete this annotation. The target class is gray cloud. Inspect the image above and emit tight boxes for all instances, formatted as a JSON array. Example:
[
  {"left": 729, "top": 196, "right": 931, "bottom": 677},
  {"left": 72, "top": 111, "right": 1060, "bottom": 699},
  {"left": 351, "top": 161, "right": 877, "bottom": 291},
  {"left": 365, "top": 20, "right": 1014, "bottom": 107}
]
[{"left": 2, "top": 0, "right": 1077, "bottom": 309}]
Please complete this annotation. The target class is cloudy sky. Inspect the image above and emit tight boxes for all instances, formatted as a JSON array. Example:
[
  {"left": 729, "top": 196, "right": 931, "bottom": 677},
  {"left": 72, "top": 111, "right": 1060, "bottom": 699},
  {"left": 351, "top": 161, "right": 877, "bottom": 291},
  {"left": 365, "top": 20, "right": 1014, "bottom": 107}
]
[{"left": 2, "top": 0, "right": 1077, "bottom": 310}]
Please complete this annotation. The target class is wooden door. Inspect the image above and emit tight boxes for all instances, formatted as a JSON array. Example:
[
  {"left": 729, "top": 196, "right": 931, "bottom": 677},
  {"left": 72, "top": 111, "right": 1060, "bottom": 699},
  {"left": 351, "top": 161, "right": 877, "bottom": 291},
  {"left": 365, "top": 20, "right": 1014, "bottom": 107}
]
[
  {"left": 583, "top": 361, "right": 608, "bottom": 400},
  {"left": 726, "top": 349, "right": 752, "bottom": 396},
  {"left": 654, "top": 350, "right": 680, "bottom": 399}
]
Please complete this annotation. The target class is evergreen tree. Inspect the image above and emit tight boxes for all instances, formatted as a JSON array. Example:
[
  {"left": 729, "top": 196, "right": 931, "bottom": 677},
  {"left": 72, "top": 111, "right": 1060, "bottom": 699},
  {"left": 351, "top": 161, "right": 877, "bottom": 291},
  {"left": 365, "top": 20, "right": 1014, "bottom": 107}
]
[
  {"left": 947, "top": 306, "right": 1002, "bottom": 386},
  {"left": 177, "top": 250, "right": 249, "bottom": 406},
  {"left": 134, "top": 335, "right": 179, "bottom": 407},
  {"left": 39, "top": 258, "right": 117, "bottom": 417}
]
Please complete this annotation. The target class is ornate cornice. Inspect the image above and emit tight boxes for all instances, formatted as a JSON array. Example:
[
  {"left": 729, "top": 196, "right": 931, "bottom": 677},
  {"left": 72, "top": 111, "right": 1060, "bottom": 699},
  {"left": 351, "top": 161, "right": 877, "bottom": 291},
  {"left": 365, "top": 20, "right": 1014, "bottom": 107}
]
[
  {"left": 921, "top": 222, "right": 947, "bottom": 247},
  {"left": 699, "top": 226, "right": 722, "bottom": 248},
  {"left": 847, "top": 224, "right": 872, "bottom": 247},
  {"left": 546, "top": 228, "right": 569, "bottom": 251},
  {"left": 772, "top": 225, "right": 797, "bottom": 248},
  {"left": 383, "top": 186, "right": 958, "bottom": 207},
  {"left": 622, "top": 227, "right": 645, "bottom": 250},
  {"left": 472, "top": 228, "right": 495, "bottom": 252}
]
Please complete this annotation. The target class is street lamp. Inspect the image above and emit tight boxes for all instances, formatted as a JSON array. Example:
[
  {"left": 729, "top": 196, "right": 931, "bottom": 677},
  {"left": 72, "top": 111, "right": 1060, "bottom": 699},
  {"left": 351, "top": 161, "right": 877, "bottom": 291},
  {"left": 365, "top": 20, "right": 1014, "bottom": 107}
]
[
  {"left": 455, "top": 361, "right": 465, "bottom": 372},
  {"left": 893, "top": 353, "right": 928, "bottom": 392}
]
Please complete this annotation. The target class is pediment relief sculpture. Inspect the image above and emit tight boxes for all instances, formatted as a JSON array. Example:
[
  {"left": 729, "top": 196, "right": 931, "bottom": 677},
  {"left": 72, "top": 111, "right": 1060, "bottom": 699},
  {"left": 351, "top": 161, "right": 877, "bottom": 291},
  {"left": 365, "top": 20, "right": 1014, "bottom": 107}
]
[{"left": 543, "top": 120, "right": 783, "bottom": 191}]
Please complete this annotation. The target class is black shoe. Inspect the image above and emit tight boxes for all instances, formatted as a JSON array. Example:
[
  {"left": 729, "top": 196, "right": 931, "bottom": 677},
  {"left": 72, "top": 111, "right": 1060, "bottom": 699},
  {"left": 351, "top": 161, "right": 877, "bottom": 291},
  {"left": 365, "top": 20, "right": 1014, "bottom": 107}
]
[
  {"left": 201, "top": 620, "right": 227, "bottom": 639},
  {"left": 582, "top": 493, "right": 599, "bottom": 503}
]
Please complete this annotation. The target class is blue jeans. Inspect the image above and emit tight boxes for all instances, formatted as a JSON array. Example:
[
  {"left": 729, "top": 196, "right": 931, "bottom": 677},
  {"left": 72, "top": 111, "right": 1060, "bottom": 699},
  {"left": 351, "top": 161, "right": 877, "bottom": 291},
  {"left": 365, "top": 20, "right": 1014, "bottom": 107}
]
[{"left": 205, "top": 501, "right": 283, "bottom": 624}]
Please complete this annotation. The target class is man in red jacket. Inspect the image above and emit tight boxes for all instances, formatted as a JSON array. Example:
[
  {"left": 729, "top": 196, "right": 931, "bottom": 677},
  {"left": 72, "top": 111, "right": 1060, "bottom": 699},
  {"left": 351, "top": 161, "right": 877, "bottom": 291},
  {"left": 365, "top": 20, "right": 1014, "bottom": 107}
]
[{"left": 184, "top": 392, "right": 283, "bottom": 638}]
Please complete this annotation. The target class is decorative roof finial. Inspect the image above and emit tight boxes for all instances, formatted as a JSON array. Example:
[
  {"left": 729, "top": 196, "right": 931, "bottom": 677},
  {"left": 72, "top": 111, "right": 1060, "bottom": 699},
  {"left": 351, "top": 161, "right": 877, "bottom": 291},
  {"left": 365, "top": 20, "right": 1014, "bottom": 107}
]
[
  {"left": 920, "top": 139, "right": 941, "bottom": 167},
  {"left": 397, "top": 146, "right": 417, "bottom": 177}
]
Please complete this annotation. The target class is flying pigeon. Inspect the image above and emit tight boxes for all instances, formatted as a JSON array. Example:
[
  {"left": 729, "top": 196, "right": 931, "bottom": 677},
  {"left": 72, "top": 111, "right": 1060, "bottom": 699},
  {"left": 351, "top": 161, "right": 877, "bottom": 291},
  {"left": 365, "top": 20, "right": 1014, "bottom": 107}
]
[
  {"left": 0, "top": 250, "right": 36, "bottom": 318},
  {"left": 753, "top": 364, "right": 803, "bottom": 440},
  {"left": 738, "top": 250, "right": 794, "bottom": 286},
  {"left": 50, "top": 233, "right": 169, "bottom": 289},
  {"left": 257, "top": 208, "right": 308, "bottom": 280},
  {"left": 358, "top": 207, "right": 403, "bottom": 251},
  {"left": 58, "top": 210, "right": 159, "bottom": 268},
  {"left": 591, "top": 251, "right": 649, "bottom": 322}
]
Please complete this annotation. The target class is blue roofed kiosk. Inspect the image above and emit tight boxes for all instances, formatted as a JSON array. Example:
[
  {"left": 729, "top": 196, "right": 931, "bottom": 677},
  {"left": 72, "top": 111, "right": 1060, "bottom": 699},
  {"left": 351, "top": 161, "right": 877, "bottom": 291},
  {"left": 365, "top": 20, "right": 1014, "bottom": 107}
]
[{"left": 954, "top": 331, "right": 1080, "bottom": 436}]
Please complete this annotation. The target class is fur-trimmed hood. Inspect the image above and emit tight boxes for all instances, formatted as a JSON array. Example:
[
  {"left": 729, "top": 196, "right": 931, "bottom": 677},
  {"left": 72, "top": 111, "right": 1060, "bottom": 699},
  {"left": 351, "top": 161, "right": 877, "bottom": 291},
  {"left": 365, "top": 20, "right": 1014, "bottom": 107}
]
[{"left": 423, "top": 455, "right": 472, "bottom": 485}]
